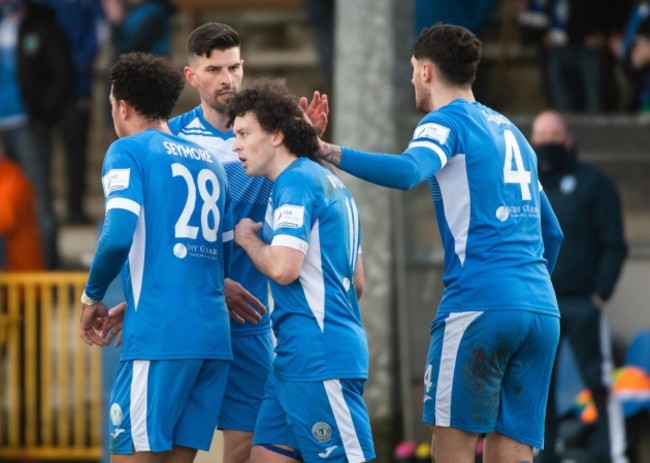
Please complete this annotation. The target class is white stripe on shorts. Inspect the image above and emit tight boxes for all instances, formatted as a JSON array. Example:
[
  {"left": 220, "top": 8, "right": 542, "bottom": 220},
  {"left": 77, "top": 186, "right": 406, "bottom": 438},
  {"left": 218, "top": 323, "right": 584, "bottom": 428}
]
[
  {"left": 324, "top": 379, "right": 365, "bottom": 463},
  {"left": 435, "top": 311, "right": 483, "bottom": 427},
  {"left": 131, "top": 360, "right": 151, "bottom": 451}
]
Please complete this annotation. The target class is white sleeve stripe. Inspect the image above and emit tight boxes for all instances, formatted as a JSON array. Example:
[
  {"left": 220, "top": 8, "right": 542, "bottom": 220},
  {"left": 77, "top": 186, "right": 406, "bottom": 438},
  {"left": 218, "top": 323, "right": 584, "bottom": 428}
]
[
  {"left": 408, "top": 140, "right": 448, "bottom": 168},
  {"left": 271, "top": 234, "right": 308, "bottom": 254},
  {"left": 538, "top": 180, "right": 544, "bottom": 191},
  {"left": 223, "top": 230, "right": 234, "bottom": 242},
  {"left": 106, "top": 197, "right": 141, "bottom": 216}
]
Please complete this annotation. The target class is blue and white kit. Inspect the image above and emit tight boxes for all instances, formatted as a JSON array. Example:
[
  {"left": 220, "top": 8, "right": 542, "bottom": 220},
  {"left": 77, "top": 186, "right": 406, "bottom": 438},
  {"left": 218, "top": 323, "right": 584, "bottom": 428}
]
[
  {"left": 337, "top": 99, "right": 564, "bottom": 448},
  {"left": 252, "top": 157, "right": 374, "bottom": 463},
  {"left": 169, "top": 106, "right": 274, "bottom": 431},
  {"left": 85, "top": 128, "right": 234, "bottom": 452}
]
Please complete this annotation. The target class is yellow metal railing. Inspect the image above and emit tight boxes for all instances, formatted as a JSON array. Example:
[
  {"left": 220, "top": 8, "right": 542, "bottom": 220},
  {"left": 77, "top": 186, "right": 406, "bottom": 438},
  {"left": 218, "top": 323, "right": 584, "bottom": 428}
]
[{"left": 0, "top": 272, "right": 102, "bottom": 460}]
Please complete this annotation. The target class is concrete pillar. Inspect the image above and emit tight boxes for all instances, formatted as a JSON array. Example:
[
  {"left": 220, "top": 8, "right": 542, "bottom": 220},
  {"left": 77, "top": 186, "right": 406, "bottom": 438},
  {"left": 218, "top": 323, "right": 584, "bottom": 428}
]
[{"left": 334, "top": 0, "right": 414, "bottom": 442}]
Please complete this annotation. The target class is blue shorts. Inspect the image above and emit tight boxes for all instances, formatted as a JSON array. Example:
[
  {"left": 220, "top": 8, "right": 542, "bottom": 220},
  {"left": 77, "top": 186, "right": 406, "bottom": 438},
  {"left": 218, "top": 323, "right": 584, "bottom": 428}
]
[
  {"left": 253, "top": 373, "right": 375, "bottom": 463},
  {"left": 422, "top": 310, "right": 559, "bottom": 448},
  {"left": 109, "top": 359, "right": 229, "bottom": 454},
  {"left": 218, "top": 331, "right": 274, "bottom": 431}
]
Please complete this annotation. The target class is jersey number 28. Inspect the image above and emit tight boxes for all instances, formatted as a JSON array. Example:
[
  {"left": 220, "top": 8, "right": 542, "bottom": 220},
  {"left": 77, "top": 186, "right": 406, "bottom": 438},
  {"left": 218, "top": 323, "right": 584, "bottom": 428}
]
[{"left": 171, "top": 163, "right": 221, "bottom": 242}]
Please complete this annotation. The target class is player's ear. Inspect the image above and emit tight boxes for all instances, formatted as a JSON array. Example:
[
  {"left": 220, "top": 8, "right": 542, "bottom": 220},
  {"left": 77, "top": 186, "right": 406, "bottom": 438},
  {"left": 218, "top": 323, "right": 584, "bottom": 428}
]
[
  {"left": 119, "top": 99, "right": 131, "bottom": 119},
  {"left": 422, "top": 61, "right": 434, "bottom": 82},
  {"left": 184, "top": 66, "right": 198, "bottom": 87},
  {"left": 271, "top": 131, "right": 285, "bottom": 148}
]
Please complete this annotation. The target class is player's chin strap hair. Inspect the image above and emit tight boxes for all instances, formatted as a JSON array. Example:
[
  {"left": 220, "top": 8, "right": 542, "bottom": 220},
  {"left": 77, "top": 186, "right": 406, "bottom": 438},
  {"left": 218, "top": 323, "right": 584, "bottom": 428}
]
[{"left": 259, "top": 444, "right": 303, "bottom": 461}]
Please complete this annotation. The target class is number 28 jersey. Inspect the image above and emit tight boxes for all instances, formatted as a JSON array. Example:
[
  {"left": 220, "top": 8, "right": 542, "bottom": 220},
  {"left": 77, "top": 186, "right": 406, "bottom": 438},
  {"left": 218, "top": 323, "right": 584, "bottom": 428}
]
[{"left": 102, "top": 128, "right": 234, "bottom": 360}]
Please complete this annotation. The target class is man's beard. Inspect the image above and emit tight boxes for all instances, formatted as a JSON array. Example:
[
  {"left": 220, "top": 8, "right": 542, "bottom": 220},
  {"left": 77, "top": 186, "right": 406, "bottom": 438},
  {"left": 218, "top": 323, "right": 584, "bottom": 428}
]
[{"left": 208, "top": 92, "right": 232, "bottom": 113}]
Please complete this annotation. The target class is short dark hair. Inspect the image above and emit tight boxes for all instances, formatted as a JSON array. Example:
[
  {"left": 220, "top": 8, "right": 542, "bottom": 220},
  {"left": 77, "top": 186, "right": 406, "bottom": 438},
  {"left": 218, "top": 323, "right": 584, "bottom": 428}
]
[
  {"left": 412, "top": 24, "right": 482, "bottom": 87},
  {"left": 187, "top": 22, "right": 240, "bottom": 58},
  {"left": 110, "top": 52, "right": 184, "bottom": 120},
  {"left": 226, "top": 79, "right": 319, "bottom": 160}
]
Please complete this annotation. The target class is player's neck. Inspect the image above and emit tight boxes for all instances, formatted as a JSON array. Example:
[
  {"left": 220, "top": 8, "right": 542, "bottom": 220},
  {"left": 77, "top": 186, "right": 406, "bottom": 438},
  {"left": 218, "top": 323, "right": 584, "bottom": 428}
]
[
  {"left": 126, "top": 118, "right": 171, "bottom": 137},
  {"left": 430, "top": 85, "right": 475, "bottom": 111},
  {"left": 200, "top": 101, "right": 230, "bottom": 133},
  {"left": 267, "top": 149, "right": 297, "bottom": 181}
]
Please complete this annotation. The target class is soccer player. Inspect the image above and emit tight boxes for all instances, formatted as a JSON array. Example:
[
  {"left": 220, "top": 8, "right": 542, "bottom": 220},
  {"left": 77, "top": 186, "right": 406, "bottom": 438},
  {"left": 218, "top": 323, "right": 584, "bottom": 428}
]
[
  {"left": 168, "top": 23, "right": 329, "bottom": 463},
  {"left": 230, "top": 79, "right": 373, "bottom": 463},
  {"left": 79, "top": 52, "right": 233, "bottom": 463},
  {"left": 315, "top": 24, "right": 564, "bottom": 463}
]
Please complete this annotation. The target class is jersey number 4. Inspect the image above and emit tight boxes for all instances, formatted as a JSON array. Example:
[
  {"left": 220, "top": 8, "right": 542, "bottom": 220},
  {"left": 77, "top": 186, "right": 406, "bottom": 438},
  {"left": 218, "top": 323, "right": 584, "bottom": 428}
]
[
  {"left": 503, "top": 130, "right": 531, "bottom": 200},
  {"left": 171, "top": 163, "right": 221, "bottom": 242}
]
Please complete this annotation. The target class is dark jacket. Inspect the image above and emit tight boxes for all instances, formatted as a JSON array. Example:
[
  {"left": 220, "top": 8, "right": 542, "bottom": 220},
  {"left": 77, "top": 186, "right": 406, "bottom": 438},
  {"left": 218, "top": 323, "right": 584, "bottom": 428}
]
[
  {"left": 17, "top": 1, "right": 74, "bottom": 125},
  {"left": 540, "top": 161, "right": 628, "bottom": 300}
]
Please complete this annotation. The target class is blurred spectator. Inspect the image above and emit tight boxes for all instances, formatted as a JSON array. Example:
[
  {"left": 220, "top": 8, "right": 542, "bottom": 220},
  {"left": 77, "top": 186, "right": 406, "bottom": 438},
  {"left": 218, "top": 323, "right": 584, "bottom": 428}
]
[
  {"left": 0, "top": 0, "right": 74, "bottom": 268},
  {"left": 0, "top": 141, "right": 45, "bottom": 271},
  {"left": 40, "top": 0, "right": 104, "bottom": 224},
  {"left": 414, "top": 0, "right": 496, "bottom": 36},
  {"left": 101, "top": 0, "right": 173, "bottom": 125},
  {"left": 520, "top": 0, "right": 631, "bottom": 112},
  {"left": 618, "top": 1, "right": 650, "bottom": 112},
  {"left": 304, "top": 0, "right": 333, "bottom": 87},
  {"left": 531, "top": 110, "right": 629, "bottom": 463},
  {"left": 103, "top": 0, "right": 173, "bottom": 58}
]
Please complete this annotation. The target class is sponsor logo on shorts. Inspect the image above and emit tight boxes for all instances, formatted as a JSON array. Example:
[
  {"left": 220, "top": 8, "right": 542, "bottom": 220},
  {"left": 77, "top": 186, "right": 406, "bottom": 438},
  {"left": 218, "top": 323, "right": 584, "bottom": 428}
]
[
  {"left": 311, "top": 421, "right": 333, "bottom": 443},
  {"left": 318, "top": 445, "right": 338, "bottom": 458}
]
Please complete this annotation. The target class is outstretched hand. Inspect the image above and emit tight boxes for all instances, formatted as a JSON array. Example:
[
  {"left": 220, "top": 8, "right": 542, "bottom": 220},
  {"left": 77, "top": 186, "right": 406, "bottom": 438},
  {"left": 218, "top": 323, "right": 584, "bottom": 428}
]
[{"left": 300, "top": 91, "right": 329, "bottom": 137}]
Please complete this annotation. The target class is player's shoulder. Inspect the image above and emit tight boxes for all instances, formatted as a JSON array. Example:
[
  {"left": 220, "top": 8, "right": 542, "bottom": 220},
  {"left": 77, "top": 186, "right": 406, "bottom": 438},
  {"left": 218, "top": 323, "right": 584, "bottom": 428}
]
[
  {"left": 169, "top": 106, "right": 209, "bottom": 136},
  {"left": 107, "top": 131, "right": 150, "bottom": 158}
]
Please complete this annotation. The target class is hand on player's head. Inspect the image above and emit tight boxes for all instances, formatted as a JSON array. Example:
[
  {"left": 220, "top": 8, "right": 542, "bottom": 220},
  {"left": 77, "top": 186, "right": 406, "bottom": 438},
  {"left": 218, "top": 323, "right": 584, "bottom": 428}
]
[{"left": 300, "top": 91, "right": 329, "bottom": 137}]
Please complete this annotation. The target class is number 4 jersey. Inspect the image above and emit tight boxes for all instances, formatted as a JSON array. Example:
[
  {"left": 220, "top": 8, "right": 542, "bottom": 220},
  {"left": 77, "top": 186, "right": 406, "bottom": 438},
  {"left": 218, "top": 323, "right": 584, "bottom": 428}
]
[
  {"left": 101, "top": 128, "right": 234, "bottom": 361},
  {"left": 339, "top": 99, "right": 560, "bottom": 318},
  {"left": 415, "top": 99, "right": 558, "bottom": 317}
]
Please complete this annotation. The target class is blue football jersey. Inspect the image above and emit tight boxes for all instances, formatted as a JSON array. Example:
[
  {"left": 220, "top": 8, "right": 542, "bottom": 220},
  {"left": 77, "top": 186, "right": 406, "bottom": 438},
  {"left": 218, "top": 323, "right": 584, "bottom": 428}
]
[
  {"left": 170, "top": 106, "right": 272, "bottom": 335},
  {"left": 101, "top": 128, "right": 233, "bottom": 360},
  {"left": 409, "top": 99, "right": 558, "bottom": 316},
  {"left": 262, "top": 157, "right": 367, "bottom": 382}
]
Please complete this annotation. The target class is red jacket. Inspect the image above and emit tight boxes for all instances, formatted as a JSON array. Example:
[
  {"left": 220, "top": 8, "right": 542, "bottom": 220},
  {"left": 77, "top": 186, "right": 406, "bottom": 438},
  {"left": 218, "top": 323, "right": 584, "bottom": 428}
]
[{"left": 0, "top": 157, "right": 45, "bottom": 271}]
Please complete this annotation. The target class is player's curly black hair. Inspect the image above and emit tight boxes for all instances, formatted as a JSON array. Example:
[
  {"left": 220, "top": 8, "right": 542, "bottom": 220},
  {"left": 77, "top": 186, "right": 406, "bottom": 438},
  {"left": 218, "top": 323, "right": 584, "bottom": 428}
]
[
  {"left": 187, "top": 22, "right": 240, "bottom": 58},
  {"left": 226, "top": 79, "right": 320, "bottom": 160},
  {"left": 412, "top": 23, "right": 482, "bottom": 87},
  {"left": 109, "top": 52, "right": 184, "bottom": 121}
]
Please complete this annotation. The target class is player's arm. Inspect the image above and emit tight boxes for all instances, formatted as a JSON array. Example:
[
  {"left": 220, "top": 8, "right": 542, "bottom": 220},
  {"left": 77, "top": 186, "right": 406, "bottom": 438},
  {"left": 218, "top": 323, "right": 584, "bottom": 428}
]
[
  {"left": 234, "top": 218, "right": 305, "bottom": 285},
  {"left": 317, "top": 141, "right": 446, "bottom": 190},
  {"left": 540, "top": 190, "right": 563, "bottom": 274},
  {"left": 80, "top": 207, "right": 138, "bottom": 346}
]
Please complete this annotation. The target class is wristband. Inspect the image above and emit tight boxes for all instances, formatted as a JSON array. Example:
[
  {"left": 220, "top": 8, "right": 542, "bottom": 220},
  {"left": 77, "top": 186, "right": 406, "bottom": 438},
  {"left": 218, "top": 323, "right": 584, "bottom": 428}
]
[{"left": 80, "top": 291, "right": 100, "bottom": 306}]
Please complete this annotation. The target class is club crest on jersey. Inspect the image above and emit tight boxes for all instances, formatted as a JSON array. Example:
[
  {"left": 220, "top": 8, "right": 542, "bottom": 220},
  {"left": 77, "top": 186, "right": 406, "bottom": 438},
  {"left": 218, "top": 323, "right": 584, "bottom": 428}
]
[
  {"left": 311, "top": 421, "right": 333, "bottom": 443},
  {"left": 413, "top": 122, "right": 450, "bottom": 145},
  {"left": 102, "top": 168, "right": 131, "bottom": 196},
  {"left": 273, "top": 205, "right": 305, "bottom": 229}
]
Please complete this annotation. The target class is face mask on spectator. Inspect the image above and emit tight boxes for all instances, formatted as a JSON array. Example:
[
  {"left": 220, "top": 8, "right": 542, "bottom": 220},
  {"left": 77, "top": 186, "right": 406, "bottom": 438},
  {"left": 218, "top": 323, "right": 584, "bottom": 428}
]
[{"left": 534, "top": 143, "right": 577, "bottom": 176}]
